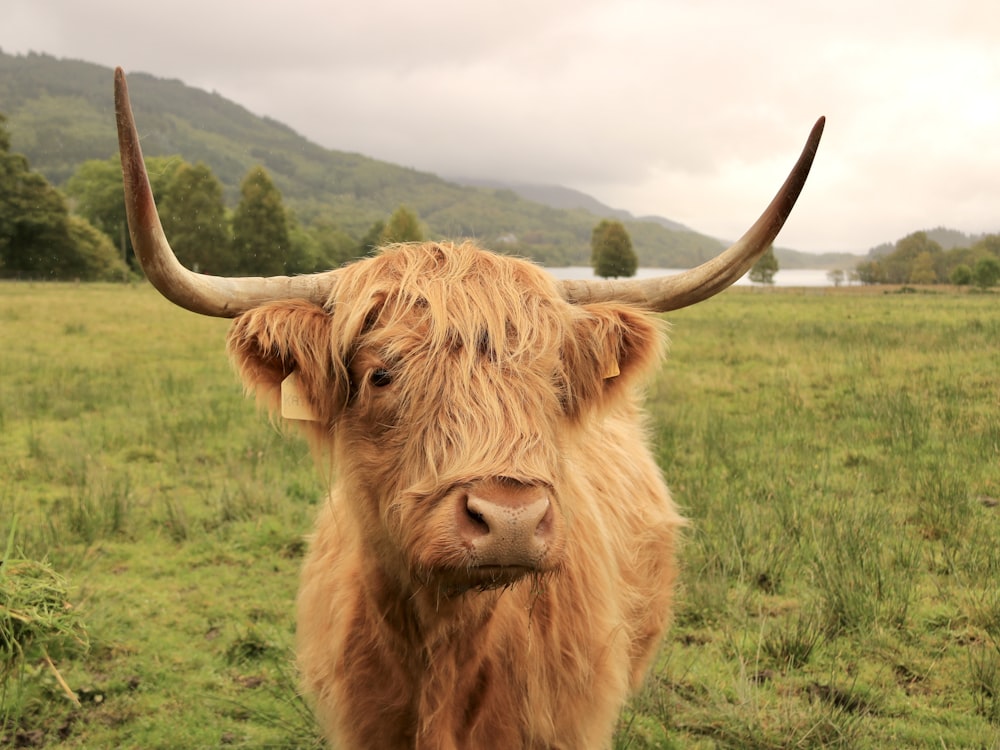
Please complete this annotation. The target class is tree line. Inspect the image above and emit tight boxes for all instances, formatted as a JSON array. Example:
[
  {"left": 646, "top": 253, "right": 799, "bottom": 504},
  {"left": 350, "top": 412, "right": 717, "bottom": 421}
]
[
  {"left": 0, "top": 113, "right": 426, "bottom": 280},
  {"left": 855, "top": 231, "right": 1000, "bottom": 288}
]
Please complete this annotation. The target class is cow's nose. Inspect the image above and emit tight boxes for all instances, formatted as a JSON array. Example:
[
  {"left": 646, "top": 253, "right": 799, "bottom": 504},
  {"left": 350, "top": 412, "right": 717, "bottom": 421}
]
[{"left": 458, "top": 481, "right": 555, "bottom": 567}]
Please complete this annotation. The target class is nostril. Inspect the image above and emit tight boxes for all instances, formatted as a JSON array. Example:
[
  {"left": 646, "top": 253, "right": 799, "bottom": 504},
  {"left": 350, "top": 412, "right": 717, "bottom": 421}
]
[{"left": 465, "top": 501, "right": 490, "bottom": 534}]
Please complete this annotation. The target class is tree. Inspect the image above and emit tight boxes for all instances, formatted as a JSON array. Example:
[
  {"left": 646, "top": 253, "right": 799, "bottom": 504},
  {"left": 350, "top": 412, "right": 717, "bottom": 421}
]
[
  {"left": 749, "top": 245, "right": 778, "bottom": 284},
  {"left": 379, "top": 206, "right": 424, "bottom": 245},
  {"left": 882, "top": 232, "right": 944, "bottom": 284},
  {"left": 827, "top": 268, "right": 846, "bottom": 287},
  {"left": 972, "top": 256, "right": 1000, "bottom": 289},
  {"left": 358, "top": 220, "right": 386, "bottom": 257},
  {"left": 855, "top": 259, "right": 885, "bottom": 285},
  {"left": 65, "top": 157, "right": 126, "bottom": 252},
  {"left": 908, "top": 251, "right": 937, "bottom": 285},
  {"left": 311, "top": 219, "right": 361, "bottom": 269},
  {"left": 231, "top": 166, "right": 290, "bottom": 276},
  {"left": 0, "top": 118, "right": 74, "bottom": 277},
  {"left": 972, "top": 234, "right": 1000, "bottom": 258},
  {"left": 64, "top": 215, "right": 129, "bottom": 280},
  {"left": 66, "top": 155, "right": 182, "bottom": 270},
  {"left": 949, "top": 264, "right": 972, "bottom": 286},
  {"left": 282, "top": 212, "right": 357, "bottom": 274},
  {"left": 0, "top": 167, "right": 79, "bottom": 278},
  {"left": 159, "top": 162, "right": 233, "bottom": 274},
  {"left": 590, "top": 219, "right": 637, "bottom": 279},
  {"left": 0, "top": 117, "right": 125, "bottom": 279}
]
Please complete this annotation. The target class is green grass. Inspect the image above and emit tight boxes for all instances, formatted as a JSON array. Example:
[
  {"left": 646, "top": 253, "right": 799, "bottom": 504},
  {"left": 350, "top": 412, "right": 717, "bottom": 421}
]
[{"left": 2, "top": 282, "right": 999, "bottom": 748}]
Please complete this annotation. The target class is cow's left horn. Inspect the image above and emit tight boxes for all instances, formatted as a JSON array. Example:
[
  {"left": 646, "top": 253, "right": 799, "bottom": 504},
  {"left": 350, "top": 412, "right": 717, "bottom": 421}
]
[
  {"left": 115, "top": 68, "right": 338, "bottom": 317},
  {"left": 560, "top": 117, "right": 825, "bottom": 312}
]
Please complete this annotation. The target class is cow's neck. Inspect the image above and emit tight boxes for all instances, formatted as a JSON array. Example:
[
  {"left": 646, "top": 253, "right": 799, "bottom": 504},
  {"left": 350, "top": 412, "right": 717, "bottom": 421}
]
[{"left": 358, "top": 556, "right": 530, "bottom": 748}]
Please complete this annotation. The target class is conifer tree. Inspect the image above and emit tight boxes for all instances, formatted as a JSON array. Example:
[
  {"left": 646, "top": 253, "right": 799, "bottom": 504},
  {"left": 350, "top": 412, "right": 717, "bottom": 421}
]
[
  {"left": 379, "top": 206, "right": 424, "bottom": 245},
  {"left": 160, "top": 162, "right": 233, "bottom": 274},
  {"left": 232, "top": 166, "right": 290, "bottom": 275},
  {"left": 359, "top": 220, "right": 386, "bottom": 257}
]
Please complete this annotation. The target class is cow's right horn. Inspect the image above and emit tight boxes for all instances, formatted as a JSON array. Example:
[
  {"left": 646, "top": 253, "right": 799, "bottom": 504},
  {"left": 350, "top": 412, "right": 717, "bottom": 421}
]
[{"left": 115, "top": 68, "right": 338, "bottom": 318}]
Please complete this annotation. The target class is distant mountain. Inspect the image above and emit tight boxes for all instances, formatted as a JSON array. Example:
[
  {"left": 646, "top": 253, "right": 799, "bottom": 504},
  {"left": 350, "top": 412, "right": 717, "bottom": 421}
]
[
  {"left": 451, "top": 178, "right": 692, "bottom": 233},
  {"left": 773, "top": 246, "right": 863, "bottom": 270},
  {"left": 1, "top": 49, "right": 847, "bottom": 269},
  {"left": 453, "top": 177, "right": 863, "bottom": 270}
]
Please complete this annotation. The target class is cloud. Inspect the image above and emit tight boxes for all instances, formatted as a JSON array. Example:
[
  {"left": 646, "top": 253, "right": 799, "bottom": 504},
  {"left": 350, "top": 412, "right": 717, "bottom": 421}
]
[{"left": 3, "top": 0, "right": 999, "bottom": 252}]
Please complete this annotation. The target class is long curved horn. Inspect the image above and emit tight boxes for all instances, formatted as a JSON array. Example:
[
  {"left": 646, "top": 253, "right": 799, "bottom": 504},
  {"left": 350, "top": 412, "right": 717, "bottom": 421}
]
[
  {"left": 115, "top": 67, "right": 337, "bottom": 317},
  {"left": 560, "top": 117, "right": 825, "bottom": 312}
]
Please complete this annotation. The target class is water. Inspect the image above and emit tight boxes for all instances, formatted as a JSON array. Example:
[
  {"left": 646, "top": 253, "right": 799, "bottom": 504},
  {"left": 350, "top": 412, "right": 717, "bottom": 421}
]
[{"left": 545, "top": 267, "right": 841, "bottom": 287}]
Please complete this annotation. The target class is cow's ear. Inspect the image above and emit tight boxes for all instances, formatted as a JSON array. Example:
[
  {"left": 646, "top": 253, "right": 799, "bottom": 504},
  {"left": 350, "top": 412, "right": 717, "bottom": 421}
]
[
  {"left": 227, "top": 301, "right": 344, "bottom": 424},
  {"left": 564, "top": 303, "right": 664, "bottom": 415}
]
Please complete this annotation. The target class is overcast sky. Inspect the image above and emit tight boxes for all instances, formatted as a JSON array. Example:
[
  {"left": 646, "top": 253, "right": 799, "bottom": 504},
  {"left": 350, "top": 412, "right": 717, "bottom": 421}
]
[{"left": 4, "top": 0, "right": 998, "bottom": 253}]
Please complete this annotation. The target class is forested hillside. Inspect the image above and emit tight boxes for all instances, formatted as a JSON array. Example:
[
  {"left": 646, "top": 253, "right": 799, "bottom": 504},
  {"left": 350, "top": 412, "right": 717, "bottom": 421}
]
[{"left": 0, "top": 50, "right": 730, "bottom": 269}]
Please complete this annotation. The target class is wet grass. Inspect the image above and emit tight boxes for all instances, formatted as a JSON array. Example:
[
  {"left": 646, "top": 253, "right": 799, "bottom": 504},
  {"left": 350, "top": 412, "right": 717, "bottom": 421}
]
[{"left": 2, "top": 281, "right": 999, "bottom": 748}]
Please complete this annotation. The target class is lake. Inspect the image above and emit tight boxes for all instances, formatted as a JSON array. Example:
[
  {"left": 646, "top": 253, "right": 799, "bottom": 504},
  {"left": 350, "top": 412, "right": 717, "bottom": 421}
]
[{"left": 546, "top": 267, "right": 842, "bottom": 287}]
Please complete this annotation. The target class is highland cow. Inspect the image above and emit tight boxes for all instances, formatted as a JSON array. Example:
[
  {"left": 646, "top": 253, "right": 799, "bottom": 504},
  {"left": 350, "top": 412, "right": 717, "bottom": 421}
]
[{"left": 113, "top": 67, "right": 822, "bottom": 749}]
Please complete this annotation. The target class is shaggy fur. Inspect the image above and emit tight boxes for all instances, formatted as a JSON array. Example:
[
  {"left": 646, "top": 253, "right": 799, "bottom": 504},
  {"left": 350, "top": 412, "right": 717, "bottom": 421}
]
[{"left": 227, "top": 241, "right": 683, "bottom": 749}]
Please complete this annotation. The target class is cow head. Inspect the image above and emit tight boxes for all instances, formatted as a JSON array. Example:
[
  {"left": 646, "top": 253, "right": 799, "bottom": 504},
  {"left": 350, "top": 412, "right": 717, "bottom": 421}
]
[
  {"left": 112, "top": 67, "right": 823, "bottom": 597},
  {"left": 225, "top": 242, "right": 663, "bottom": 593}
]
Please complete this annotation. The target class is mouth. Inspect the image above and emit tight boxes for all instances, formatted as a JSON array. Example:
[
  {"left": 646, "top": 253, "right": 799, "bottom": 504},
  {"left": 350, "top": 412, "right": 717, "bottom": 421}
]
[{"left": 435, "top": 564, "right": 540, "bottom": 596}]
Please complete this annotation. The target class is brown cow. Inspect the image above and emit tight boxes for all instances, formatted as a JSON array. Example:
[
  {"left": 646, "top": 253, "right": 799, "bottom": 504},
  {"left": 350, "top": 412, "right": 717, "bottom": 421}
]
[{"left": 113, "top": 68, "right": 823, "bottom": 749}]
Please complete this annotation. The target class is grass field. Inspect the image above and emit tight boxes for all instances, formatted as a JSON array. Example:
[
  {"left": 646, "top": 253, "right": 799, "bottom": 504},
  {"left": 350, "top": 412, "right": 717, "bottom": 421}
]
[{"left": 1, "top": 281, "right": 998, "bottom": 748}]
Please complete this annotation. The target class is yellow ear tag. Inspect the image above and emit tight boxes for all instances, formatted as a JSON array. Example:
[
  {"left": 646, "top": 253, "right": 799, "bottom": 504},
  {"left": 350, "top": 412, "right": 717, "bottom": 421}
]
[
  {"left": 281, "top": 371, "right": 320, "bottom": 422},
  {"left": 603, "top": 360, "right": 621, "bottom": 379}
]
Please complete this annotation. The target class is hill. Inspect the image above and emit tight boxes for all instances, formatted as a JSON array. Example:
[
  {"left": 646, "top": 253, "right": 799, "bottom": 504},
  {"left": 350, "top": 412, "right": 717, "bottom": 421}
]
[
  {"left": 451, "top": 178, "right": 692, "bottom": 233},
  {"left": 451, "top": 177, "right": 861, "bottom": 270},
  {"left": 0, "top": 50, "right": 733, "bottom": 268},
  {"left": 773, "top": 246, "right": 862, "bottom": 270}
]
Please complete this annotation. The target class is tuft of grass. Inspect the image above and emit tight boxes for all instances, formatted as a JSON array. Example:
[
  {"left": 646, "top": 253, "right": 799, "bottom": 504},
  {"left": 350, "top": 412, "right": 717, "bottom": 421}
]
[
  {"left": 1, "top": 522, "right": 89, "bottom": 739},
  {"left": 810, "top": 505, "right": 919, "bottom": 635},
  {"left": 762, "top": 610, "right": 825, "bottom": 671},
  {"left": 210, "top": 658, "right": 326, "bottom": 750},
  {"left": 966, "top": 588, "right": 1000, "bottom": 640},
  {"left": 968, "top": 638, "right": 1000, "bottom": 726},
  {"left": 224, "top": 626, "right": 280, "bottom": 666}
]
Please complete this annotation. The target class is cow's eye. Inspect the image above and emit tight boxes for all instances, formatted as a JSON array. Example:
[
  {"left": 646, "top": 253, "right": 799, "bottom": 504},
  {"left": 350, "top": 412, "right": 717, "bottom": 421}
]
[{"left": 370, "top": 368, "right": 393, "bottom": 388}]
